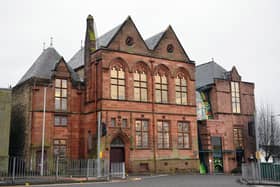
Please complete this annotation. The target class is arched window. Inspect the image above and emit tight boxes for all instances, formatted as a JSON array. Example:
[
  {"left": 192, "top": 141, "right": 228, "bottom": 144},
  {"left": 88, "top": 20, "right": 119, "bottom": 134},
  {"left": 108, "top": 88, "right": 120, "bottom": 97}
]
[
  {"left": 155, "top": 74, "right": 168, "bottom": 103},
  {"left": 175, "top": 75, "right": 187, "bottom": 105},
  {"left": 134, "top": 71, "right": 147, "bottom": 101},
  {"left": 110, "top": 67, "right": 125, "bottom": 100}
]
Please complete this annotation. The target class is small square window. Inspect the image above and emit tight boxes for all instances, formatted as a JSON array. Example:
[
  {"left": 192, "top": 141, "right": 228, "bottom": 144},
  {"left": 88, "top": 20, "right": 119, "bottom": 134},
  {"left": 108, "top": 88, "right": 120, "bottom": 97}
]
[
  {"left": 111, "top": 118, "right": 116, "bottom": 127},
  {"left": 54, "top": 116, "right": 67, "bottom": 126}
]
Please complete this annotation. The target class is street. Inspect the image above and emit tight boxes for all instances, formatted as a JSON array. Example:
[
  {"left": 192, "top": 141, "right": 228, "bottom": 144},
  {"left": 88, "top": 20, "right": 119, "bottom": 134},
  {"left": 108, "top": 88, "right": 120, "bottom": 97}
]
[{"left": 20, "top": 175, "right": 276, "bottom": 187}]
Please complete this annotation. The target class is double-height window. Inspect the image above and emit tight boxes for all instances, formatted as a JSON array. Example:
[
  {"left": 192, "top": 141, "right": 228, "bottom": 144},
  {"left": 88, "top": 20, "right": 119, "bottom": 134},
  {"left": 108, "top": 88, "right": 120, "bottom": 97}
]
[
  {"left": 111, "top": 67, "right": 125, "bottom": 100},
  {"left": 231, "top": 82, "right": 240, "bottom": 113},
  {"left": 55, "top": 79, "right": 67, "bottom": 111}
]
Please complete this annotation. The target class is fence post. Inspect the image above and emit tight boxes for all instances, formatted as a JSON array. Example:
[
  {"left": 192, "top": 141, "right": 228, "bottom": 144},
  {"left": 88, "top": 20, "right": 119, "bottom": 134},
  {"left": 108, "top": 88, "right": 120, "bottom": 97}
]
[
  {"left": 122, "top": 162, "right": 125, "bottom": 179},
  {"left": 106, "top": 160, "right": 110, "bottom": 181},
  {"left": 12, "top": 157, "right": 16, "bottom": 184},
  {"left": 86, "top": 159, "right": 89, "bottom": 181},
  {"left": 55, "top": 157, "right": 59, "bottom": 182}
]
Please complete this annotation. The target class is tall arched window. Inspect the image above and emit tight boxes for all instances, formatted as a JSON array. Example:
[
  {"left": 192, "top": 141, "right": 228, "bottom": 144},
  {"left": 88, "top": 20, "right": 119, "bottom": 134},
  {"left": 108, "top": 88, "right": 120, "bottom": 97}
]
[
  {"left": 111, "top": 67, "right": 125, "bottom": 100},
  {"left": 134, "top": 71, "right": 147, "bottom": 101},
  {"left": 155, "top": 74, "right": 168, "bottom": 103},
  {"left": 175, "top": 75, "right": 187, "bottom": 105}
]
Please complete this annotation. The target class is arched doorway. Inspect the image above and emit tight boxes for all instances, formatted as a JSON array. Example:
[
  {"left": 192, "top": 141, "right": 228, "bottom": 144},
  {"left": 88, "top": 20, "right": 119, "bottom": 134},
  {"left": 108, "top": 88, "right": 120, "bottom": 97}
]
[{"left": 110, "top": 137, "right": 125, "bottom": 164}]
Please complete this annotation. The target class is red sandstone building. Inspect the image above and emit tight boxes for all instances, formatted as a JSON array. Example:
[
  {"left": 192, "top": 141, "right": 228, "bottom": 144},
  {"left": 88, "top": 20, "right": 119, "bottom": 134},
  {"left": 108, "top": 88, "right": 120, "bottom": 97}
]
[
  {"left": 10, "top": 15, "right": 199, "bottom": 173},
  {"left": 196, "top": 61, "right": 256, "bottom": 173}
]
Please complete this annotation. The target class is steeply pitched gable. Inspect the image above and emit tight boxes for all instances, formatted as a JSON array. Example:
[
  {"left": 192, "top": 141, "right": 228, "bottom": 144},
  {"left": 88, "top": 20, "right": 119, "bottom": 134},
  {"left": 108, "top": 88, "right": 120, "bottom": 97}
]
[
  {"left": 152, "top": 26, "right": 191, "bottom": 62},
  {"left": 229, "top": 66, "right": 241, "bottom": 81},
  {"left": 106, "top": 16, "right": 149, "bottom": 54}
]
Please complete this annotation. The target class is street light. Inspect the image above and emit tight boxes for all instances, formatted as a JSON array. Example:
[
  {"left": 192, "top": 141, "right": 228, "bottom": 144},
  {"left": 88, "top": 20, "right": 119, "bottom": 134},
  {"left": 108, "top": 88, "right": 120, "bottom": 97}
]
[{"left": 40, "top": 84, "right": 52, "bottom": 176}]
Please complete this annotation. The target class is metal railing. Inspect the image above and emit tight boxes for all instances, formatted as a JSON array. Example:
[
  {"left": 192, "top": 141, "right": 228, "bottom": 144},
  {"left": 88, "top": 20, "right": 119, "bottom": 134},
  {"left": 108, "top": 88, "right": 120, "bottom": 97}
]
[
  {"left": 0, "top": 157, "right": 110, "bottom": 185},
  {"left": 110, "top": 162, "right": 125, "bottom": 179},
  {"left": 242, "top": 162, "right": 280, "bottom": 182}
]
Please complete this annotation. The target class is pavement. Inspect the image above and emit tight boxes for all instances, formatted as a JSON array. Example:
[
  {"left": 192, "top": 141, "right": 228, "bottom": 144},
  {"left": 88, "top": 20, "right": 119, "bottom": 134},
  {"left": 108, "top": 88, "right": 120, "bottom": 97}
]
[{"left": 3, "top": 174, "right": 277, "bottom": 187}]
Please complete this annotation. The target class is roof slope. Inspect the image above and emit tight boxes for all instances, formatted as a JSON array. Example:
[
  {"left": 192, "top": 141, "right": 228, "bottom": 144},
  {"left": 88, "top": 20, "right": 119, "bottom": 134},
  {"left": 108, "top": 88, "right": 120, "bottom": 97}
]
[
  {"left": 17, "top": 47, "right": 80, "bottom": 86},
  {"left": 96, "top": 24, "right": 122, "bottom": 48},
  {"left": 68, "top": 24, "right": 122, "bottom": 70},
  {"left": 68, "top": 47, "right": 84, "bottom": 70},
  {"left": 145, "top": 31, "right": 165, "bottom": 50},
  {"left": 196, "top": 61, "right": 228, "bottom": 89}
]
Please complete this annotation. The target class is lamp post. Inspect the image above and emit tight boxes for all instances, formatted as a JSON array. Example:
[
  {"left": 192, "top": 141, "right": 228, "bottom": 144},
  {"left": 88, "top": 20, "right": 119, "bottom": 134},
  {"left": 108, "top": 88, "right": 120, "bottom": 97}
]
[
  {"left": 40, "top": 84, "right": 52, "bottom": 176},
  {"left": 40, "top": 87, "right": 47, "bottom": 176}
]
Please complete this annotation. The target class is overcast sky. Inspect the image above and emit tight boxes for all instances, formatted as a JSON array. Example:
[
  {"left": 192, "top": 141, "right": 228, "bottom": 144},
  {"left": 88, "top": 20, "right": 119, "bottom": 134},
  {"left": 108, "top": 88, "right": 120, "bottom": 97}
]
[{"left": 0, "top": 0, "right": 279, "bottom": 113}]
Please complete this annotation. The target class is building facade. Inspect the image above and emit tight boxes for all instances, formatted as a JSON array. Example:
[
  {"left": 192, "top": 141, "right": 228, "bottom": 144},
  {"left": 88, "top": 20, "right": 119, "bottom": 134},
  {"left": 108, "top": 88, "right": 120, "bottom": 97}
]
[
  {"left": 0, "top": 88, "right": 11, "bottom": 173},
  {"left": 10, "top": 15, "right": 199, "bottom": 173},
  {"left": 196, "top": 61, "right": 256, "bottom": 173}
]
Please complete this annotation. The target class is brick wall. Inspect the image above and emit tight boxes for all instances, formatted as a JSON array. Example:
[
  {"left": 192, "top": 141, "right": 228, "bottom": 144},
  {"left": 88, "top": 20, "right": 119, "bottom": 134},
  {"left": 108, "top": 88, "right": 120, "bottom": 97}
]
[{"left": 0, "top": 88, "right": 11, "bottom": 172}]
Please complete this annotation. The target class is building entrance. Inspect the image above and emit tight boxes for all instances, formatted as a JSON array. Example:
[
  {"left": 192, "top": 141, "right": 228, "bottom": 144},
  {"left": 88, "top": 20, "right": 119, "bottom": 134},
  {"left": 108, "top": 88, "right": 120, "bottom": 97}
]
[{"left": 110, "top": 137, "right": 125, "bottom": 164}]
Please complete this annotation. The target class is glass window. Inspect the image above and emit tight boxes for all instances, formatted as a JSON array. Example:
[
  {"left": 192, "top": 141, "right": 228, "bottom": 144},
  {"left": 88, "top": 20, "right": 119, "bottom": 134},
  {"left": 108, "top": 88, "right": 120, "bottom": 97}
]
[
  {"left": 248, "top": 121, "right": 255, "bottom": 137},
  {"left": 177, "top": 121, "right": 190, "bottom": 148},
  {"left": 55, "top": 79, "right": 67, "bottom": 111},
  {"left": 122, "top": 119, "right": 128, "bottom": 128},
  {"left": 175, "top": 76, "right": 187, "bottom": 105},
  {"left": 111, "top": 118, "right": 116, "bottom": 127},
  {"left": 111, "top": 67, "right": 125, "bottom": 100},
  {"left": 135, "top": 120, "right": 149, "bottom": 148},
  {"left": 134, "top": 71, "right": 148, "bottom": 102},
  {"left": 157, "top": 121, "right": 170, "bottom": 149},
  {"left": 233, "top": 128, "right": 244, "bottom": 148},
  {"left": 231, "top": 82, "right": 240, "bottom": 113},
  {"left": 155, "top": 74, "right": 168, "bottom": 103},
  {"left": 54, "top": 116, "right": 67, "bottom": 126}
]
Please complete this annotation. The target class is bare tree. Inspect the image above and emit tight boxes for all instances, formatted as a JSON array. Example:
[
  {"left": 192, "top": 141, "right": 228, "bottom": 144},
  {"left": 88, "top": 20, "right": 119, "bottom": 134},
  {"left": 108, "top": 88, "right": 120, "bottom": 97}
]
[{"left": 257, "top": 105, "right": 280, "bottom": 162}]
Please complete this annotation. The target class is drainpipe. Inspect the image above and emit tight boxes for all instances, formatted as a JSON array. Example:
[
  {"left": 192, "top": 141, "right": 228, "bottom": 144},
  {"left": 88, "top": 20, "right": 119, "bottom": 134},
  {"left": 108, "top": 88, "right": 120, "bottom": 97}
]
[{"left": 150, "top": 60, "right": 157, "bottom": 173}]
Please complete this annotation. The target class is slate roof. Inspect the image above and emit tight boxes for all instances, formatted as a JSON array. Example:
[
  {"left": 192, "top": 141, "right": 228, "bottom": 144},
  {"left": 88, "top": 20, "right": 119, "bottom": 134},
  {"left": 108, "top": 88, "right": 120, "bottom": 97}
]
[
  {"left": 145, "top": 31, "right": 165, "bottom": 50},
  {"left": 68, "top": 24, "right": 122, "bottom": 70},
  {"left": 17, "top": 47, "right": 80, "bottom": 86},
  {"left": 196, "top": 61, "right": 228, "bottom": 89},
  {"left": 96, "top": 24, "right": 122, "bottom": 49},
  {"left": 68, "top": 47, "right": 84, "bottom": 70},
  {"left": 68, "top": 17, "right": 190, "bottom": 70}
]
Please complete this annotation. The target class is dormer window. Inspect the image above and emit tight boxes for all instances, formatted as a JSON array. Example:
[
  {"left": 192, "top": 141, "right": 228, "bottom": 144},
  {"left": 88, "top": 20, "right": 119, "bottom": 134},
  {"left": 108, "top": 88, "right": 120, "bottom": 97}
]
[{"left": 55, "top": 79, "right": 67, "bottom": 111}]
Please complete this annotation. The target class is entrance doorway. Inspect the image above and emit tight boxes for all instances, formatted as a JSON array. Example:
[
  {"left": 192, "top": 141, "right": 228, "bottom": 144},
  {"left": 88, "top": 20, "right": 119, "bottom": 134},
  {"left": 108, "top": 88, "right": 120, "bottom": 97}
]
[
  {"left": 110, "top": 137, "right": 125, "bottom": 164},
  {"left": 110, "top": 137, "right": 125, "bottom": 177}
]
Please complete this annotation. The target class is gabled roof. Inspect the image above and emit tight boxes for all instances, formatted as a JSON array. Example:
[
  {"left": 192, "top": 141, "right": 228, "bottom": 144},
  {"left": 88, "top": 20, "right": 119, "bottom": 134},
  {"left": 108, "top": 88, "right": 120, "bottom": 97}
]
[
  {"left": 145, "top": 31, "right": 165, "bottom": 50},
  {"left": 68, "top": 16, "right": 192, "bottom": 70},
  {"left": 196, "top": 61, "right": 228, "bottom": 89},
  {"left": 17, "top": 47, "right": 80, "bottom": 86}
]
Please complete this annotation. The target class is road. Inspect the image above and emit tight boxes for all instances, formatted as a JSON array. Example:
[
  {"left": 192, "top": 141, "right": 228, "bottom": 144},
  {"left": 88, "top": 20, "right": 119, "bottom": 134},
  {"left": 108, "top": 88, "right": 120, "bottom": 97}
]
[{"left": 21, "top": 175, "right": 276, "bottom": 187}]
